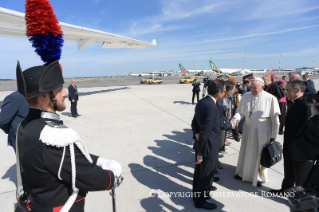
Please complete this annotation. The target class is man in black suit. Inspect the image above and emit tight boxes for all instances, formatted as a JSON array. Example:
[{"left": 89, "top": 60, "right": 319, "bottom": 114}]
[
  {"left": 241, "top": 80, "right": 250, "bottom": 95},
  {"left": 0, "top": 90, "right": 29, "bottom": 200},
  {"left": 192, "top": 77, "right": 201, "bottom": 104},
  {"left": 302, "top": 73, "right": 316, "bottom": 94},
  {"left": 68, "top": 79, "right": 79, "bottom": 117},
  {"left": 191, "top": 80, "right": 225, "bottom": 210},
  {"left": 0, "top": 91, "right": 29, "bottom": 151},
  {"left": 269, "top": 80, "right": 313, "bottom": 194}
]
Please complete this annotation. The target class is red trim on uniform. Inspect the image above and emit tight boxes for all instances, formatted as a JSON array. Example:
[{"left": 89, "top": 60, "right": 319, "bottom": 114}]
[
  {"left": 53, "top": 206, "right": 63, "bottom": 212},
  {"left": 74, "top": 197, "right": 85, "bottom": 203},
  {"left": 105, "top": 170, "right": 112, "bottom": 190},
  {"left": 52, "top": 197, "right": 85, "bottom": 212}
]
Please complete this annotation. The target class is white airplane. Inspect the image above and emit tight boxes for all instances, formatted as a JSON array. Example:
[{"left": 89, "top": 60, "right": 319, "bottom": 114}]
[
  {"left": 0, "top": 7, "right": 157, "bottom": 50},
  {"left": 209, "top": 60, "right": 251, "bottom": 75},
  {"left": 129, "top": 73, "right": 151, "bottom": 77},
  {"left": 179, "top": 63, "right": 214, "bottom": 75}
]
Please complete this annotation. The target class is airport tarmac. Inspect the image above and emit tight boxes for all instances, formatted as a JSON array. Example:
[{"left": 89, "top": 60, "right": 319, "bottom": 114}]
[{"left": 0, "top": 78, "right": 318, "bottom": 211}]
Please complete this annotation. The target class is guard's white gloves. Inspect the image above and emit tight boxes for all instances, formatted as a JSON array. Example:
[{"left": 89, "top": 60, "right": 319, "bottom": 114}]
[{"left": 97, "top": 157, "right": 122, "bottom": 177}]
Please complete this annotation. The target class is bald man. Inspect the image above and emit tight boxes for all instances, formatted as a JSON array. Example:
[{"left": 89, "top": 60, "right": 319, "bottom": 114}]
[
  {"left": 68, "top": 79, "right": 80, "bottom": 117},
  {"left": 291, "top": 74, "right": 300, "bottom": 80}
]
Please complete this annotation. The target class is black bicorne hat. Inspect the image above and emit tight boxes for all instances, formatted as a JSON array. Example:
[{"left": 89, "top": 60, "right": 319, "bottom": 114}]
[{"left": 16, "top": 61, "right": 64, "bottom": 99}]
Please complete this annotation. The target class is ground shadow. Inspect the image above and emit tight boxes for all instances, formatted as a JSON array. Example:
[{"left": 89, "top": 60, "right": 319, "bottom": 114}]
[
  {"left": 77, "top": 87, "right": 130, "bottom": 97},
  {"left": 130, "top": 127, "right": 292, "bottom": 211},
  {"left": 173, "top": 101, "right": 193, "bottom": 105},
  {"left": 1, "top": 164, "right": 17, "bottom": 188},
  {"left": 130, "top": 128, "right": 226, "bottom": 211},
  {"left": 61, "top": 112, "right": 72, "bottom": 117}
]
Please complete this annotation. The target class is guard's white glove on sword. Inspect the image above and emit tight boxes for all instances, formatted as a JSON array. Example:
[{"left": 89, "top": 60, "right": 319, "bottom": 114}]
[{"left": 96, "top": 158, "right": 122, "bottom": 178}]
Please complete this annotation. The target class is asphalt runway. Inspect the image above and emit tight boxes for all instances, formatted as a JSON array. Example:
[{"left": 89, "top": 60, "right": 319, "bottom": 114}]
[{"left": 1, "top": 74, "right": 319, "bottom": 92}]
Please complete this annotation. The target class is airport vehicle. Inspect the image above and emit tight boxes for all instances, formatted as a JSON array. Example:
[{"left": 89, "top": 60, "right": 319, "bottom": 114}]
[
  {"left": 179, "top": 64, "right": 214, "bottom": 75},
  {"left": 0, "top": 7, "right": 157, "bottom": 50},
  {"left": 209, "top": 60, "right": 251, "bottom": 75},
  {"left": 179, "top": 76, "right": 195, "bottom": 83},
  {"left": 148, "top": 77, "right": 163, "bottom": 84},
  {"left": 140, "top": 77, "right": 154, "bottom": 84}
]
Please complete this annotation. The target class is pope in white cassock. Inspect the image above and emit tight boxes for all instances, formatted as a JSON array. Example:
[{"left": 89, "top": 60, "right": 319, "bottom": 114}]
[{"left": 232, "top": 78, "right": 280, "bottom": 187}]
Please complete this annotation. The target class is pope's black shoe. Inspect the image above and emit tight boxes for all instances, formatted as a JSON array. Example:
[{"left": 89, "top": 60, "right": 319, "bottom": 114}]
[
  {"left": 195, "top": 201, "right": 217, "bottom": 210},
  {"left": 234, "top": 175, "right": 242, "bottom": 180},
  {"left": 257, "top": 181, "right": 263, "bottom": 187}
]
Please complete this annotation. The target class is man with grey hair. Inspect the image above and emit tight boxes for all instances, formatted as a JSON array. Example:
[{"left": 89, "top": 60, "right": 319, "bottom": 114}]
[
  {"left": 269, "top": 80, "right": 313, "bottom": 195},
  {"left": 302, "top": 73, "right": 316, "bottom": 94},
  {"left": 263, "top": 75, "right": 272, "bottom": 93},
  {"left": 288, "top": 72, "right": 293, "bottom": 81},
  {"left": 231, "top": 78, "right": 280, "bottom": 187}
]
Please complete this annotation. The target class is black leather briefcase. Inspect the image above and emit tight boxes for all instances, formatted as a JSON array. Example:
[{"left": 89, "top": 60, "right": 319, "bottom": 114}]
[{"left": 260, "top": 141, "right": 283, "bottom": 168}]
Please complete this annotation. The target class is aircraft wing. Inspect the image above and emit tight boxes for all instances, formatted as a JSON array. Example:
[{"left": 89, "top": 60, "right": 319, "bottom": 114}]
[{"left": 0, "top": 7, "right": 157, "bottom": 50}]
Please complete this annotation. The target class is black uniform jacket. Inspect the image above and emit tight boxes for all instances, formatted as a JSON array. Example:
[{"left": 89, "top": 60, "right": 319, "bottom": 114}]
[
  {"left": 68, "top": 84, "right": 78, "bottom": 102},
  {"left": 290, "top": 114, "right": 319, "bottom": 191},
  {"left": 18, "top": 108, "right": 114, "bottom": 212},
  {"left": 191, "top": 96, "right": 220, "bottom": 161}
]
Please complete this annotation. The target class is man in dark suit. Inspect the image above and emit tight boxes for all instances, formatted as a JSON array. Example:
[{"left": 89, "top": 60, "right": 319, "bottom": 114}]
[
  {"left": 269, "top": 80, "right": 313, "bottom": 195},
  {"left": 241, "top": 80, "right": 250, "bottom": 95},
  {"left": 68, "top": 79, "right": 79, "bottom": 117},
  {"left": 192, "top": 77, "right": 201, "bottom": 104},
  {"left": 302, "top": 73, "right": 316, "bottom": 94},
  {"left": 191, "top": 80, "right": 225, "bottom": 210},
  {"left": 0, "top": 90, "right": 29, "bottom": 200},
  {"left": 0, "top": 91, "right": 29, "bottom": 151}
]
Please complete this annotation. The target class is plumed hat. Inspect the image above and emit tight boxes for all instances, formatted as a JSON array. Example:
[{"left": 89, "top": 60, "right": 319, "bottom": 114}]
[{"left": 17, "top": 0, "right": 64, "bottom": 99}]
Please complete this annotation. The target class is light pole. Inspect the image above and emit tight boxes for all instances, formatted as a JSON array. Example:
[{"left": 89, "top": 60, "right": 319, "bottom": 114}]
[{"left": 313, "top": 55, "right": 316, "bottom": 69}]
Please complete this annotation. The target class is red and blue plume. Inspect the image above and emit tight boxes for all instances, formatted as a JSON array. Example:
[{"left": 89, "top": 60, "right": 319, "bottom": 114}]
[{"left": 25, "top": 0, "right": 64, "bottom": 64}]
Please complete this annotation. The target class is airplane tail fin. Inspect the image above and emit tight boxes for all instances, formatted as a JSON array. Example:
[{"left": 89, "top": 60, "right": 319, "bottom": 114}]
[
  {"left": 179, "top": 63, "right": 188, "bottom": 74},
  {"left": 264, "top": 68, "right": 267, "bottom": 72},
  {"left": 209, "top": 60, "right": 222, "bottom": 73},
  {"left": 269, "top": 68, "right": 273, "bottom": 73}
]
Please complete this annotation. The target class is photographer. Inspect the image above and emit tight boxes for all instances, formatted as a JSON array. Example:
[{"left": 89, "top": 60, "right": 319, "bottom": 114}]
[
  {"left": 192, "top": 77, "right": 201, "bottom": 104},
  {"left": 289, "top": 99, "right": 319, "bottom": 211}
]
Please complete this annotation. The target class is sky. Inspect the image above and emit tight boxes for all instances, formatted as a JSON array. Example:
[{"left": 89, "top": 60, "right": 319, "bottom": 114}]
[{"left": 1, "top": 0, "right": 319, "bottom": 78}]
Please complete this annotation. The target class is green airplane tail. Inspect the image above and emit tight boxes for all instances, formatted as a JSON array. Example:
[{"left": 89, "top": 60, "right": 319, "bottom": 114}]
[
  {"left": 179, "top": 63, "right": 188, "bottom": 74},
  {"left": 209, "top": 60, "right": 222, "bottom": 73}
]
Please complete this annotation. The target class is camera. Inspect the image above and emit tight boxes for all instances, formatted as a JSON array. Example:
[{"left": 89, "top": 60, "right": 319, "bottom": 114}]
[
  {"left": 236, "top": 82, "right": 243, "bottom": 94},
  {"left": 303, "top": 91, "right": 319, "bottom": 108}
]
